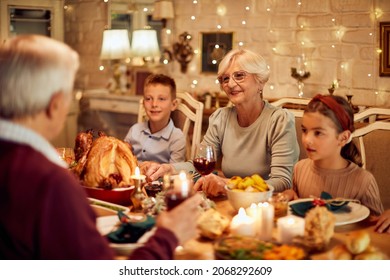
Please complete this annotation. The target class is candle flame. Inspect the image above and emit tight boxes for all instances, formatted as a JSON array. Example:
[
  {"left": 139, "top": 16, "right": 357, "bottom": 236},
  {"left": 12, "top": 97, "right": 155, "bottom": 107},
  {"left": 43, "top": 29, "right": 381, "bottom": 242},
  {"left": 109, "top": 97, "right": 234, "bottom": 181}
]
[
  {"left": 287, "top": 218, "right": 295, "bottom": 225},
  {"left": 135, "top": 166, "right": 140, "bottom": 177},
  {"left": 179, "top": 170, "right": 186, "bottom": 180},
  {"left": 238, "top": 207, "right": 247, "bottom": 217}
]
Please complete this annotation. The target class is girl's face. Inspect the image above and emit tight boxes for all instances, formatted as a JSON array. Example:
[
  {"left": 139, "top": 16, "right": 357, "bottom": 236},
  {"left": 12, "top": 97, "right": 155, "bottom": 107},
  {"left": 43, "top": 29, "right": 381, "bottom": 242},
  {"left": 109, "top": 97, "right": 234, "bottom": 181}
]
[
  {"left": 219, "top": 63, "right": 262, "bottom": 106},
  {"left": 143, "top": 84, "right": 177, "bottom": 125},
  {"left": 301, "top": 112, "right": 346, "bottom": 165}
]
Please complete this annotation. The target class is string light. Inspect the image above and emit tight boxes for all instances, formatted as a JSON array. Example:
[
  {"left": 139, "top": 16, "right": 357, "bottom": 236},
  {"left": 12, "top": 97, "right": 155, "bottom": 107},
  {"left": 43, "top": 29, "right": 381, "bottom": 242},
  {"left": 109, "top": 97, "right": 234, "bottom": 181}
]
[{"left": 191, "top": 16, "right": 196, "bottom": 20}]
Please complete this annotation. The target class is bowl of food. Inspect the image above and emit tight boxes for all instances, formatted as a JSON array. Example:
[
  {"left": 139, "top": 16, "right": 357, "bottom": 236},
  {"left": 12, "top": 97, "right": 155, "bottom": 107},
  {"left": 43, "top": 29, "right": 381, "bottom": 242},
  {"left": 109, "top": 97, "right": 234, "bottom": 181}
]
[
  {"left": 84, "top": 186, "right": 135, "bottom": 206},
  {"left": 225, "top": 174, "right": 274, "bottom": 211}
]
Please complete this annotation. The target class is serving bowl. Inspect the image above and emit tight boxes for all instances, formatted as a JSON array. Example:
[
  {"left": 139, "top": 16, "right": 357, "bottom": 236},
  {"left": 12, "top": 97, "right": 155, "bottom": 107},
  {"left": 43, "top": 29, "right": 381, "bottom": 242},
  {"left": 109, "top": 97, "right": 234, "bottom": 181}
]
[
  {"left": 84, "top": 186, "right": 135, "bottom": 206},
  {"left": 225, "top": 185, "right": 274, "bottom": 211}
]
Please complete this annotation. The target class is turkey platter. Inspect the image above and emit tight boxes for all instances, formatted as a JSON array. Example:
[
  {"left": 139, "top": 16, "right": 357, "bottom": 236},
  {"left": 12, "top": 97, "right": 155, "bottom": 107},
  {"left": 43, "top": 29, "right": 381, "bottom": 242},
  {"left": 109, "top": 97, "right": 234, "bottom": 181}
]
[{"left": 71, "top": 130, "right": 138, "bottom": 189}]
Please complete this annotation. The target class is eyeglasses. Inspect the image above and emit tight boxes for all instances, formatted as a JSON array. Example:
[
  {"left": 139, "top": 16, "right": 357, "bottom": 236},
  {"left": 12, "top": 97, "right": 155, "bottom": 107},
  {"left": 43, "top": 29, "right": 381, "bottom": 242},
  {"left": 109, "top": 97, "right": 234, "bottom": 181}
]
[{"left": 217, "top": 71, "right": 248, "bottom": 86}]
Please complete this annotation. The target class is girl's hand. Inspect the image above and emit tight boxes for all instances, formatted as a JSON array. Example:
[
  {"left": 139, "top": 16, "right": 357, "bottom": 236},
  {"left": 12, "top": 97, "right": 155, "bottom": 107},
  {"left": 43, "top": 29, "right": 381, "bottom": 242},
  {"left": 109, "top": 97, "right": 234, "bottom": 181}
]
[{"left": 375, "top": 209, "right": 390, "bottom": 234}]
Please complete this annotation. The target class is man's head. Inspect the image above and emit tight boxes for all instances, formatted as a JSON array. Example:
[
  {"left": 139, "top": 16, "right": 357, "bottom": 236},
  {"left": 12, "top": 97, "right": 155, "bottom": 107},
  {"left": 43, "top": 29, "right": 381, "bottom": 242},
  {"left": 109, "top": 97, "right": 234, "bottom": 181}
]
[{"left": 0, "top": 35, "right": 79, "bottom": 139}]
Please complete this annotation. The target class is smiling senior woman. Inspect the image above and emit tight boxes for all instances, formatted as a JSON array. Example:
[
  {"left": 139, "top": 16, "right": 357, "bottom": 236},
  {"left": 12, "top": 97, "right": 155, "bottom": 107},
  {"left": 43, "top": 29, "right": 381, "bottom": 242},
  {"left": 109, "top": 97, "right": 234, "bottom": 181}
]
[{"left": 143, "top": 48, "right": 299, "bottom": 197}]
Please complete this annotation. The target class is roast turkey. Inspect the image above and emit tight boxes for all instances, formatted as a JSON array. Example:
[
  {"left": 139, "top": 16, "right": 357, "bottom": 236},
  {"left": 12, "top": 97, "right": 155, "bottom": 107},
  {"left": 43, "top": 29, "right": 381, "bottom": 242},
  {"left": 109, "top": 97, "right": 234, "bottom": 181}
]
[{"left": 71, "top": 130, "right": 138, "bottom": 189}]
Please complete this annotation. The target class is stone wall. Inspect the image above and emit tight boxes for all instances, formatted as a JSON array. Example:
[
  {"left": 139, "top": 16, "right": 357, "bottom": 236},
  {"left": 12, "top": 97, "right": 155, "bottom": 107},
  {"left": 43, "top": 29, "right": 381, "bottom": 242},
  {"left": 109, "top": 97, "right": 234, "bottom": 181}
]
[{"left": 64, "top": 0, "right": 390, "bottom": 107}]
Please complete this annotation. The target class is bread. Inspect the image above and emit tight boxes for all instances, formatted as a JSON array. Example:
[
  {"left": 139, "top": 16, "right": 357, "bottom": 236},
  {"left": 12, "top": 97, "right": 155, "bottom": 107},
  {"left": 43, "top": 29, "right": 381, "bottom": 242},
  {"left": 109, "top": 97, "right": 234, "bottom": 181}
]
[
  {"left": 304, "top": 206, "right": 336, "bottom": 251},
  {"left": 197, "top": 208, "right": 230, "bottom": 239},
  {"left": 354, "top": 250, "right": 387, "bottom": 260},
  {"left": 345, "top": 230, "right": 370, "bottom": 255},
  {"left": 329, "top": 244, "right": 353, "bottom": 260}
]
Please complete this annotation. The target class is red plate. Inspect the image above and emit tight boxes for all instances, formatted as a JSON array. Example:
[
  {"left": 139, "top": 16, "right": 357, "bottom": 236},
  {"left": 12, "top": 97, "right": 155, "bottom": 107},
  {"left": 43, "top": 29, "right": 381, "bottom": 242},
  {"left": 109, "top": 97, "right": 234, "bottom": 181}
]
[{"left": 84, "top": 186, "right": 135, "bottom": 206}]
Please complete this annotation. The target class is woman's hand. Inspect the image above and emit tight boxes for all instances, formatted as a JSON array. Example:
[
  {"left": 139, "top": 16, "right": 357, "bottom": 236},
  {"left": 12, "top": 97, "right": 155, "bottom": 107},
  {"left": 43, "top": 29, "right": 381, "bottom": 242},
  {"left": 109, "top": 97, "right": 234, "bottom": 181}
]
[
  {"left": 156, "top": 193, "right": 202, "bottom": 244},
  {"left": 140, "top": 161, "right": 175, "bottom": 182},
  {"left": 374, "top": 209, "right": 390, "bottom": 234},
  {"left": 193, "top": 173, "right": 228, "bottom": 197},
  {"left": 281, "top": 189, "right": 298, "bottom": 201}
]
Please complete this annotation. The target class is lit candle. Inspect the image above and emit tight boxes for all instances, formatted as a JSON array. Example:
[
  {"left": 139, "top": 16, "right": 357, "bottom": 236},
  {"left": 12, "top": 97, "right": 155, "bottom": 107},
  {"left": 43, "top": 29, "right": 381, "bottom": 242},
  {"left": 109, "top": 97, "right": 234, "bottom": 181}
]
[
  {"left": 230, "top": 207, "right": 256, "bottom": 237},
  {"left": 257, "top": 202, "right": 274, "bottom": 241},
  {"left": 131, "top": 166, "right": 146, "bottom": 188},
  {"left": 277, "top": 215, "right": 305, "bottom": 244},
  {"left": 246, "top": 202, "right": 274, "bottom": 241},
  {"left": 173, "top": 170, "right": 191, "bottom": 197}
]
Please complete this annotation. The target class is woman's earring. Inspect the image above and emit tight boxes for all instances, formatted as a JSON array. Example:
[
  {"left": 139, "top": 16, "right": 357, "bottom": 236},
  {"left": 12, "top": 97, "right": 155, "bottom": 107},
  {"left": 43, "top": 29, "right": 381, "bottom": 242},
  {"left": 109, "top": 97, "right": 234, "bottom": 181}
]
[{"left": 258, "top": 88, "right": 263, "bottom": 98}]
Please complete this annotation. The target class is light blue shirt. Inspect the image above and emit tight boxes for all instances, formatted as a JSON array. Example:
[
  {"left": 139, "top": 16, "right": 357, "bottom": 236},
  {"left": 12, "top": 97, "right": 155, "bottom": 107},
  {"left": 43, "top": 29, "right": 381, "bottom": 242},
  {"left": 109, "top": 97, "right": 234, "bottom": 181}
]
[{"left": 124, "top": 119, "right": 186, "bottom": 163}]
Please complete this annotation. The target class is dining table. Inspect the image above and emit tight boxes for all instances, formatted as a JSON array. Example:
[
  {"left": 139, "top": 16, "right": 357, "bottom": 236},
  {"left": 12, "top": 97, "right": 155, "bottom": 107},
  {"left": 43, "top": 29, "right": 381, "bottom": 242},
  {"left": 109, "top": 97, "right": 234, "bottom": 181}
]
[
  {"left": 174, "top": 197, "right": 390, "bottom": 260},
  {"left": 96, "top": 196, "right": 390, "bottom": 260}
]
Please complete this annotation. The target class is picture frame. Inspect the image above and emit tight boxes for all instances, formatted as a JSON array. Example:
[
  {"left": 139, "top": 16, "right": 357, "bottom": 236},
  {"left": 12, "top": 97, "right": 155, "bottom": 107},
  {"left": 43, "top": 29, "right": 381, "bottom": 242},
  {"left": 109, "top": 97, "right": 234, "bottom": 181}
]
[
  {"left": 379, "top": 21, "right": 390, "bottom": 77},
  {"left": 200, "top": 32, "right": 233, "bottom": 73}
]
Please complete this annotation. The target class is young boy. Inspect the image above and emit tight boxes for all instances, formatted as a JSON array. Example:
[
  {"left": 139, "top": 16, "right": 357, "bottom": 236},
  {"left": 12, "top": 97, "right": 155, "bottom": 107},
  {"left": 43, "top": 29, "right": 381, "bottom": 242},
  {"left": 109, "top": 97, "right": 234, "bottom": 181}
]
[{"left": 124, "top": 74, "right": 186, "bottom": 163}]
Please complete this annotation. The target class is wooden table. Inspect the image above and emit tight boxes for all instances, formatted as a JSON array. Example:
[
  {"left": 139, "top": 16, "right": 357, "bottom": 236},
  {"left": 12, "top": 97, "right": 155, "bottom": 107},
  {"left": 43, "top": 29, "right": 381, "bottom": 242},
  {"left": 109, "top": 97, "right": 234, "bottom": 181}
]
[{"left": 174, "top": 198, "right": 390, "bottom": 260}]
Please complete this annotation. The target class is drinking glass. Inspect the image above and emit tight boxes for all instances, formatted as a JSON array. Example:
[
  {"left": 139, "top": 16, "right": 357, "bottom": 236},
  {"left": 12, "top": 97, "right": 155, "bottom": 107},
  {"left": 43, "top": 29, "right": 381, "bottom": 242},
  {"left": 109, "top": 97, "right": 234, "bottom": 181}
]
[
  {"left": 193, "top": 143, "right": 217, "bottom": 176},
  {"left": 165, "top": 171, "right": 193, "bottom": 210}
]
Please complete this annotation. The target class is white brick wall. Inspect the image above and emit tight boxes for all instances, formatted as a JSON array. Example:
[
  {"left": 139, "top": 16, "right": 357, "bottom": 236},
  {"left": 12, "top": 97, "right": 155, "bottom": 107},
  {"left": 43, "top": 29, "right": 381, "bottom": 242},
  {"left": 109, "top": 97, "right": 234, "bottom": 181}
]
[{"left": 64, "top": 0, "right": 390, "bottom": 107}]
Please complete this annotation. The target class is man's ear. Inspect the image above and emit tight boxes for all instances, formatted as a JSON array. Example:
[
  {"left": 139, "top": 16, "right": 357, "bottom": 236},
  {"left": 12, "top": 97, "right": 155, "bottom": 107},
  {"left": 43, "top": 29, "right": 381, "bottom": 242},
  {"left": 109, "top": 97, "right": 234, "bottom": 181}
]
[
  {"left": 45, "top": 92, "right": 63, "bottom": 119},
  {"left": 171, "top": 98, "right": 178, "bottom": 111}
]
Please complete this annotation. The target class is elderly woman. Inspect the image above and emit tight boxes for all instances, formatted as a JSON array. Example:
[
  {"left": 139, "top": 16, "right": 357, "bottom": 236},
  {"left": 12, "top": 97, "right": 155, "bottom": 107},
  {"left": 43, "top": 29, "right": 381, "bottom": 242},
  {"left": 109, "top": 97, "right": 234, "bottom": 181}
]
[{"left": 143, "top": 48, "right": 299, "bottom": 197}]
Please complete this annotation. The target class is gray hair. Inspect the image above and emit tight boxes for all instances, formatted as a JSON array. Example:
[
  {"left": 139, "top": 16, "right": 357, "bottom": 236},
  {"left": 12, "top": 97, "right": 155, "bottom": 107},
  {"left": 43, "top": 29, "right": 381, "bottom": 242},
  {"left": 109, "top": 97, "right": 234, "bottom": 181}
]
[
  {"left": 218, "top": 48, "right": 270, "bottom": 84},
  {"left": 0, "top": 35, "right": 79, "bottom": 119}
]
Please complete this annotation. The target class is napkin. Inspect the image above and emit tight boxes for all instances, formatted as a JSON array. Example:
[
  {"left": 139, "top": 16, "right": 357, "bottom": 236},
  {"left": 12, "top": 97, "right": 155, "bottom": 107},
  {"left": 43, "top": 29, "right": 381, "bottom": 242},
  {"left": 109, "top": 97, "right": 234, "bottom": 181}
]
[
  {"left": 290, "top": 192, "right": 350, "bottom": 217},
  {"left": 105, "top": 211, "right": 155, "bottom": 244}
]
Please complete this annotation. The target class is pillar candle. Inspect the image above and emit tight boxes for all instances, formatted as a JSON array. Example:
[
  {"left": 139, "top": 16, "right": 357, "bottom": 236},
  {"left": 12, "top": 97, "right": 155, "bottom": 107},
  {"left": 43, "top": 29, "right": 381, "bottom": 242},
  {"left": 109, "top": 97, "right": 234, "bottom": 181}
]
[
  {"left": 257, "top": 202, "right": 274, "bottom": 241},
  {"left": 230, "top": 207, "right": 256, "bottom": 237},
  {"left": 277, "top": 215, "right": 305, "bottom": 244}
]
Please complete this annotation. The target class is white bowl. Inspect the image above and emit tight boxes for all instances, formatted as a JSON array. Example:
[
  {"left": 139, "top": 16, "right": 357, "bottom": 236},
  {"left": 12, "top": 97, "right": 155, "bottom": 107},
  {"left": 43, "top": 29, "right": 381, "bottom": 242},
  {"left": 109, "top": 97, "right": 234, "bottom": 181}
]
[{"left": 225, "top": 185, "right": 274, "bottom": 211}]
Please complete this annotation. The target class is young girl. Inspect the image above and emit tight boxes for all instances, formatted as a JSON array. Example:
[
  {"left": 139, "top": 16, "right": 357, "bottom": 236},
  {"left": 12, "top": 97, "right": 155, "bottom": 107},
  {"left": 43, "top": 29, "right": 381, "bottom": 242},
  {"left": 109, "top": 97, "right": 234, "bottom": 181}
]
[{"left": 284, "top": 94, "right": 383, "bottom": 216}]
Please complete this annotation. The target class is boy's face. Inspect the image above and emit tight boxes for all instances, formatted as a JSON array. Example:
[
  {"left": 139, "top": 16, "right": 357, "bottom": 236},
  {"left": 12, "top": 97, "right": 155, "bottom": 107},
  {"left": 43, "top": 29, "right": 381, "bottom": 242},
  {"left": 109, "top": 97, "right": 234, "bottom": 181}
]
[{"left": 143, "top": 84, "right": 177, "bottom": 124}]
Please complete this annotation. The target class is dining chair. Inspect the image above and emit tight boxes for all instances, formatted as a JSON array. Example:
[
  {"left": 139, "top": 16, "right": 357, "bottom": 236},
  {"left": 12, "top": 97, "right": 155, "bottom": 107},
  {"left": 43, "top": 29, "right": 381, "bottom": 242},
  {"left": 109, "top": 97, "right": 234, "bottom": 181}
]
[
  {"left": 352, "top": 121, "right": 390, "bottom": 209},
  {"left": 137, "top": 91, "right": 204, "bottom": 161},
  {"left": 354, "top": 107, "right": 390, "bottom": 123}
]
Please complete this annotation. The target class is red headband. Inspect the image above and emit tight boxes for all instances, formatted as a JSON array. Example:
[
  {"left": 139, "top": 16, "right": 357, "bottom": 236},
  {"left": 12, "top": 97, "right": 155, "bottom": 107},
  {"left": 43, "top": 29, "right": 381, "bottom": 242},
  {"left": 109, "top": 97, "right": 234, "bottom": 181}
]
[{"left": 311, "top": 94, "right": 352, "bottom": 131}]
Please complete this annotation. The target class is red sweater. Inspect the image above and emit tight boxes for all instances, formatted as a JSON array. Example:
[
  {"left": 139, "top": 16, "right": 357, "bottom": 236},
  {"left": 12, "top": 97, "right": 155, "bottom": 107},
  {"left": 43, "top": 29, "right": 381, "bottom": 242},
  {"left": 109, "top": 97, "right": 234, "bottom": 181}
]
[{"left": 0, "top": 140, "right": 177, "bottom": 259}]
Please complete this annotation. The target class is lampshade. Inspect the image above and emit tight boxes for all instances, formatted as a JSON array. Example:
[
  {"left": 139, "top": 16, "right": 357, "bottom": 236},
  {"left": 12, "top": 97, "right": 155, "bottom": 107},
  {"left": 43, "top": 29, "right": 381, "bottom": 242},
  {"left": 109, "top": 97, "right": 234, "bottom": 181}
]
[
  {"left": 152, "top": 0, "right": 174, "bottom": 20},
  {"left": 100, "top": 29, "right": 131, "bottom": 60},
  {"left": 131, "top": 29, "right": 160, "bottom": 59}
]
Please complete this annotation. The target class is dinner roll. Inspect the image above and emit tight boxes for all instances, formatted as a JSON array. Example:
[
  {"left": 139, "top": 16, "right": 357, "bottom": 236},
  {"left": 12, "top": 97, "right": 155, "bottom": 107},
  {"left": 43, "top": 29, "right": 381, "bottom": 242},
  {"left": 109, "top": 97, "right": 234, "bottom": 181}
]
[
  {"left": 354, "top": 251, "right": 387, "bottom": 260},
  {"left": 329, "top": 244, "right": 353, "bottom": 260},
  {"left": 197, "top": 208, "right": 230, "bottom": 239},
  {"left": 345, "top": 230, "right": 370, "bottom": 255}
]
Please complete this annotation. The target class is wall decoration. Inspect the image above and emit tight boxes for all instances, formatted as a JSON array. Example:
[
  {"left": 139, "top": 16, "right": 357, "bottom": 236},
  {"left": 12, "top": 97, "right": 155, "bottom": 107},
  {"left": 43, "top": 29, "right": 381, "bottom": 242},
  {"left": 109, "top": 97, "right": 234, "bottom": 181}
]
[
  {"left": 379, "top": 21, "right": 390, "bottom": 77},
  {"left": 201, "top": 32, "right": 233, "bottom": 73}
]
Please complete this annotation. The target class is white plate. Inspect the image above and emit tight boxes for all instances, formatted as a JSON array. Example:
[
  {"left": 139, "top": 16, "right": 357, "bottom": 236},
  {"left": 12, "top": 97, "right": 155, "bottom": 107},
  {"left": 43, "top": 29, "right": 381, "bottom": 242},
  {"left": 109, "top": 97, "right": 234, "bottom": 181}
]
[
  {"left": 96, "top": 215, "right": 154, "bottom": 255},
  {"left": 89, "top": 198, "right": 130, "bottom": 216},
  {"left": 288, "top": 199, "right": 370, "bottom": 226}
]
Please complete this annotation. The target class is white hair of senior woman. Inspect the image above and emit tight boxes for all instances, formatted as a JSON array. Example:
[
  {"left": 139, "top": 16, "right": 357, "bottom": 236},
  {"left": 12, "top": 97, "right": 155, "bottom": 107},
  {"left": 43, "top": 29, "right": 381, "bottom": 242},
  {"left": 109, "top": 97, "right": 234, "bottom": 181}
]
[
  {"left": 0, "top": 35, "right": 79, "bottom": 119},
  {"left": 217, "top": 48, "right": 270, "bottom": 85}
]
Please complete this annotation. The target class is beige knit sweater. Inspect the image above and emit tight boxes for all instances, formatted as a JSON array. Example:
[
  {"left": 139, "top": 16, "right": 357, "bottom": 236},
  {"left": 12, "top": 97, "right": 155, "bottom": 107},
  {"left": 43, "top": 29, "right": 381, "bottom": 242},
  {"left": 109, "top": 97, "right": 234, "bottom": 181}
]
[{"left": 292, "top": 159, "right": 384, "bottom": 216}]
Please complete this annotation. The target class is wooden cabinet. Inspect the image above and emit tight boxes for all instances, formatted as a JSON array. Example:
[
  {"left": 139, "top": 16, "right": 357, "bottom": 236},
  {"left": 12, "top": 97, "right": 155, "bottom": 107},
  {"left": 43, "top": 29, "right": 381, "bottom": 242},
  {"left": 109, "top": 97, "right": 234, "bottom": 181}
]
[{"left": 0, "top": 0, "right": 64, "bottom": 43}]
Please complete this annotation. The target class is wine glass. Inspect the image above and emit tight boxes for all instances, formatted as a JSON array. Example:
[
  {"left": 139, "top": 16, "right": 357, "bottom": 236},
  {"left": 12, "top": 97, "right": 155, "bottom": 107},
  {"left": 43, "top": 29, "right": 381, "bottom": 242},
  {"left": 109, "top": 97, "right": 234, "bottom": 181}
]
[{"left": 193, "top": 143, "right": 217, "bottom": 176}]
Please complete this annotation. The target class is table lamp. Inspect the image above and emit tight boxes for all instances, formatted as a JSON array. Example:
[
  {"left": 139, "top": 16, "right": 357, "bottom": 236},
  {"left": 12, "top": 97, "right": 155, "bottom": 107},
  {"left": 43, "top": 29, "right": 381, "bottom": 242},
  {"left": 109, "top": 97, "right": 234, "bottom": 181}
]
[
  {"left": 131, "top": 29, "right": 160, "bottom": 65},
  {"left": 100, "top": 29, "right": 131, "bottom": 94}
]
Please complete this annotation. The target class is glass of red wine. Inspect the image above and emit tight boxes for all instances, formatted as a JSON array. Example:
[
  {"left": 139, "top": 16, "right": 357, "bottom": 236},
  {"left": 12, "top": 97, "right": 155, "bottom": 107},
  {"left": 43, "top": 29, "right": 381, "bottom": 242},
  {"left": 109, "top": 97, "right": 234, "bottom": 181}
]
[
  {"left": 193, "top": 143, "right": 217, "bottom": 176},
  {"left": 165, "top": 171, "right": 193, "bottom": 210}
]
